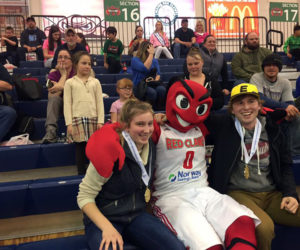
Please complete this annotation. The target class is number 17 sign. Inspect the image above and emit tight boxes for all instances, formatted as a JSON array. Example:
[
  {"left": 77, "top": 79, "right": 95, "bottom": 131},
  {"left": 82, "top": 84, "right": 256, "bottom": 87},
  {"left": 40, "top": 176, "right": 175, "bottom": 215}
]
[{"left": 104, "top": 0, "right": 140, "bottom": 22}]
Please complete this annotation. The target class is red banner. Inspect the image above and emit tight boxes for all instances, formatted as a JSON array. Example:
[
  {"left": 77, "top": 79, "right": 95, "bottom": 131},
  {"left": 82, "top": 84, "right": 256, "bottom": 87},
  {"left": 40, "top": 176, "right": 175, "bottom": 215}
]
[{"left": 205, "top": 0, "right": 259, "bottom": 38}]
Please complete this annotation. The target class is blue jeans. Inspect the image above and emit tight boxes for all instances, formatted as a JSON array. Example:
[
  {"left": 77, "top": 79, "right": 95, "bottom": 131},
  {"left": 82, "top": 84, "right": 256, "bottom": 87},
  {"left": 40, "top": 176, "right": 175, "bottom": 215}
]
[
  {"left": 173, "top": 43, "right": 199, "bottom": 58},
  {"left": 0, "top": 105, "right": 17, "bottom": 142},
  {"left": 146, "top": 86, "right": 166, "bottom": 110},
  {"left": 85, "top": 212, "right": 185, "bottom": 250}
]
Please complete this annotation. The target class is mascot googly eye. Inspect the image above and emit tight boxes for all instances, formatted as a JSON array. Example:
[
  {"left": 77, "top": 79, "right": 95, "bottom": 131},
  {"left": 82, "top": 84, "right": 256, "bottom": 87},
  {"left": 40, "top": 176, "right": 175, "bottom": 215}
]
[
  {"left": 176, "top": 94, "right": 190, "bottom": 110},
  {"left": 196, "top": 104, "right": 208, "bottom": 116}
]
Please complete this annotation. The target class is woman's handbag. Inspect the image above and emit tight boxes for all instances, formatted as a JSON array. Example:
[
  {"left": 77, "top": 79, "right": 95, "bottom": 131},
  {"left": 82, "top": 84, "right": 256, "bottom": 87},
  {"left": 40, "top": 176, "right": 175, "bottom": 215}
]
[{"left": 136, "top": 78, "right": 148, "bottom": 100}]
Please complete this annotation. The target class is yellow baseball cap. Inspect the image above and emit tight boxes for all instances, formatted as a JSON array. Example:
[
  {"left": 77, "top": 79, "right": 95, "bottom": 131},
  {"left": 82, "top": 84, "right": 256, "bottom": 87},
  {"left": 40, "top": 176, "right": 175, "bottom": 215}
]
[{"left": 230, "top": 83, "right": 260, "bottom": 102}]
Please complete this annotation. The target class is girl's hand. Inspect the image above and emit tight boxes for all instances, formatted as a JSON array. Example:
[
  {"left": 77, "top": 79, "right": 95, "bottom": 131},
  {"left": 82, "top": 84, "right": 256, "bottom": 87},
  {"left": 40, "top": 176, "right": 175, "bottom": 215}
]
[
  {"left": 67, "top": 125, "right": 73, "bottom": 136},
  {"left": 67, "top": 125, "right": 73, "bottom": 143},
  {"left": 97, "top": 123, "right": 103, "bottom": 130},
  {"left": 147, "top": 44, "right": 155, "bottom": 55},
  {"left": 154, "top": 113, "right": 167, "bottom": 125},
  {"left": 104, "top": 62, "right": 109, "bottom": 69},
  {"left": 100, "top": 226, "right": 123, "bottom": 250}
]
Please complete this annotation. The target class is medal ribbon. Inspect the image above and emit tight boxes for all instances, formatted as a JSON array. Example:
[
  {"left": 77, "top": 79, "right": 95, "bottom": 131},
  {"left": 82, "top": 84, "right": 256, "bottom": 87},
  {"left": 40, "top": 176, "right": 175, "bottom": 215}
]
[
  {"left": 234, "top": 118, "right": 262, "bottom": 167},
  {"left": 122, "top": 131, "right": 151, "bottom": 186}
]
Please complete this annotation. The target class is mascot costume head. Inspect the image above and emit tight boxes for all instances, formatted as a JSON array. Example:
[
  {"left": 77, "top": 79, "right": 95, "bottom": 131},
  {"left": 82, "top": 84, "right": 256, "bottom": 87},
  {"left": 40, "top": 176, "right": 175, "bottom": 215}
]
[{"left": 165, "top": 78, "right": 212, "bottom": 133}]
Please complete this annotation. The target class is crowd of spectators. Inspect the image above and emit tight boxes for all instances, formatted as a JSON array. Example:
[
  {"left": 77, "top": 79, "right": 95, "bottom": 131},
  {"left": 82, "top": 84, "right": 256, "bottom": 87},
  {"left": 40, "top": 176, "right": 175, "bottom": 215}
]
[{"left": 0, "top": 16, "right": 300, "bottom": 250}]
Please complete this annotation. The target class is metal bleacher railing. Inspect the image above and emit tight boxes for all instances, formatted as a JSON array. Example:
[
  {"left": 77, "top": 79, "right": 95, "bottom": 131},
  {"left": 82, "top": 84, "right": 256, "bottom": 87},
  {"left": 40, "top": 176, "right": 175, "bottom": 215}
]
[
  {"left": 0, "top": 14, "right": 25, "bottom": 38},
  {"left": 0, "top": 14, "right": 298, "bottom": 55}
]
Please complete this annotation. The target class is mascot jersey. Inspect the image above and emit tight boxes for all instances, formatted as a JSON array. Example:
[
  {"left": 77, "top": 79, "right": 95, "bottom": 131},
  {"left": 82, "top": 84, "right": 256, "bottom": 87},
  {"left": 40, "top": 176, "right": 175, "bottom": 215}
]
[
  {"left": 153, "top": 124, "right": 208, "bottom": 197},
  {"left": 152, "top": 79, "right": 213, "bottom": 197}
]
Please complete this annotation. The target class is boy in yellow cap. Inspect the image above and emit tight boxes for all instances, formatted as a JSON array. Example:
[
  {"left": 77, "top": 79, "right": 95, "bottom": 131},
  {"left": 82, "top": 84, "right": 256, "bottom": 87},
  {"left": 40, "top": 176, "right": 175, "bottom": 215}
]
[{"left": 207, "top": 83, "right": 300, "bottom": 250}]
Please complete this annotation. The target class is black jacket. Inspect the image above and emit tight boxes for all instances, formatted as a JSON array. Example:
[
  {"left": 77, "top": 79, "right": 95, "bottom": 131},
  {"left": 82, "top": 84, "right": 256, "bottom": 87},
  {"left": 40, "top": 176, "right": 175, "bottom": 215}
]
[
  {"left": 206, "top": 112, "right": 298, "bottom": 200},
  {"left": 20, "top": 28, "right": 46, "bottom": 47},
  {"left": 199, "top": 46, "right": 231, "bottom": 91},
  {"left": 183, "top": 73, "right": 224, "bottom": 111},
  {"left": 84, "top": 139, "right": 156, "bottom": 226}
]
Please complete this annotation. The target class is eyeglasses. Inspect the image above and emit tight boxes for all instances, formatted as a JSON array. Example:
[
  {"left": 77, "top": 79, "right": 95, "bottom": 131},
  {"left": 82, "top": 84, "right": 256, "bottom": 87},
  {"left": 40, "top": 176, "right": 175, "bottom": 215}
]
[
  {"left": 119, "top": 87, "right": 132, "bottom": 91},
  {"left": 58, "top": 56, "right": 71, "bottom": 60}
]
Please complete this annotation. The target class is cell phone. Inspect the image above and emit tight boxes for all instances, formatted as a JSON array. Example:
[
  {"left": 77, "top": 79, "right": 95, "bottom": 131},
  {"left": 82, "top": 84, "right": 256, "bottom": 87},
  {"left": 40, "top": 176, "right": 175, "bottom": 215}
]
[{"left": 46, "top": 79, "right": 54, "bottom": 89}]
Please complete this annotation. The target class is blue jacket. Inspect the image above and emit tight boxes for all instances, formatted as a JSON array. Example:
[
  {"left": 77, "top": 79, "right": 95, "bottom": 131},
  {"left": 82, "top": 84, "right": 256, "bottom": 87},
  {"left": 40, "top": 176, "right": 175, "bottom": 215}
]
[{"left": 131, "top": 57, "right": 161, "bottom": 86}]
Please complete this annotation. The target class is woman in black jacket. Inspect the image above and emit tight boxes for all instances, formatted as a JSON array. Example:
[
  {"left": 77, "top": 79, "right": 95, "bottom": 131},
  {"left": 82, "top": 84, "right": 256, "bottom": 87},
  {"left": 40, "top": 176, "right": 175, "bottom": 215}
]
[{"left": 77, "top": 99, "right": 185, "bottom": 250}]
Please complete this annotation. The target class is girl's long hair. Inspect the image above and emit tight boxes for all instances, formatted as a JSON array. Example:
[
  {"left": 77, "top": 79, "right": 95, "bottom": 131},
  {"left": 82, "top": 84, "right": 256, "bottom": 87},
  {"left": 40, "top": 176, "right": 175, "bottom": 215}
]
[
  {"left": 136, "top": 41, "right": 151, "bottom": 63},
  {"left": 48, "top": 25, "right": 62, "bottom": 52}
]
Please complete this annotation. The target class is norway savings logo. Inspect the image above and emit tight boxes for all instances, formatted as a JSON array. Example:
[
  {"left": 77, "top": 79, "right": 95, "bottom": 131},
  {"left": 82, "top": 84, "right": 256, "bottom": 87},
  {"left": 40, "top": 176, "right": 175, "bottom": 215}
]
[
  {"left": 168, "top": 174, "right": 176, "bottom": 182},
  {"left": 168, "top": 170, "right": 201, "bottom": 182}
]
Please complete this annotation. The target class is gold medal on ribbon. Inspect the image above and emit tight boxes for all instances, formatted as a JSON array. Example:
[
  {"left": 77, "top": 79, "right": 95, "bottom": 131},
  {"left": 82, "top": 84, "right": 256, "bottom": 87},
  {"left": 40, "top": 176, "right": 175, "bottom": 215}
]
[
  {"left": 244, "top": 164, "right": 250, "bottom": 179},
  {"left": 145, "top": 187, "right": 151, "bottom": 203}
]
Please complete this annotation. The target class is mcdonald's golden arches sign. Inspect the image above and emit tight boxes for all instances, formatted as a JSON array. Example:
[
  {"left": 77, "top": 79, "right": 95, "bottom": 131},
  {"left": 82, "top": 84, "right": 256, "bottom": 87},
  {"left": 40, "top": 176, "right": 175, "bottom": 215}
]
[{"left": 205, "top": 0, "right": 258, "bottom": 38}]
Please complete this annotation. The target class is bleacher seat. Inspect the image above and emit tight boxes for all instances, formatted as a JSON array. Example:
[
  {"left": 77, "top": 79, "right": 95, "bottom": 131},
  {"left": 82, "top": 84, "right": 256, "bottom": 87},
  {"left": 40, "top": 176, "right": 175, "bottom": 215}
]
[
  {"left": 0, "top": 246, "right": 16, "bottom": 250},
  {"left": 116, "top": 73, "right": 133, "bottom": 81},
  {"left": 94, "top": 55, "right": 104, "bottom": 60},
  {"left": 160, "top": 65, "right": 181, "bottom": 73},
  {"left": 280, "top": 55, "right": 293, "bottom": 66},
  {"left": 272, "top": 224, "right": 300, "bottom": 250},
  {"left": 92, "top": 66, "right": 107, "bottom": 74},
  {"left": 32, "top": 118, "right": 66, "bottom": 140},
  {"left": 96, "top": 59, "right": 104, "bottom": 66},
  {"left": 15, "top": 235, "right": 88, "bottom": 250},
  {"left": 27, "top": 176, "right": 82, "bottom": 214},
  {"left": 0, "top": 180, "right": 31, "bottom": 218},
  {"left": 296, "top": 61, "right": 300, "bottom": 72},
  {"left": 13, "top": 68, "right": 41, "bottom": 76},
  {"left": 96, "top": 74, "right": 116, "bottom": 84},
  {"left": 19, "top": 61, "right": 44, "bottom": 68},
  {"left": 39, "top": 143, "right": 75, "bottom": 167},
  {"left": 158, "top": 58, "right": 185, "bottom": 66},
  {"left": 104, "top": 97, "right": 118, "bottom": 114},
  {"left": 0, "top": 143, "right": 75, "bottom": 172},
  {"left": 102, "top": 84, "right": 117, "bottom": 97},
  {"left": 0, "top": 144, "right": 41, "bottom": 172},
  {"left": 13, "top": 235, "right": 140, "bottom": 250},
  {"left": 39, "top": 68, "right": 50, "bottom": 76},
  {"left": 161, "top": 72, "right": 183, "bottom": 82},
  {"left": 223, "top": 53, "right": 235, "bottom": 62},
  {"left": 15, "top": 98, "right": 117, "bottom": 118},
  {"left": 37, "top": 75, "right": 47, "bottom": 85},
  {"left": 14, "top": 100, "right": 47, "bottom": 118}
]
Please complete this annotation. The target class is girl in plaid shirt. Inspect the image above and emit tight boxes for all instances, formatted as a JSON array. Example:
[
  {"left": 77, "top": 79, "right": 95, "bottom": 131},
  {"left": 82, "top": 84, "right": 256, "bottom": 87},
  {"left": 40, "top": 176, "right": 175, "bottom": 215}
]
[{"left": 64, "top": 51, "right": 104, "bottom": 175}]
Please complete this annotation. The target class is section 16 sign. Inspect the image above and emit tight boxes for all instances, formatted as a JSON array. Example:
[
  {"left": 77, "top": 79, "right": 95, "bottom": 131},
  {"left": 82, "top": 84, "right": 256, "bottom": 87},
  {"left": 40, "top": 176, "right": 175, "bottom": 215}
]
[{"left": 104, "top": 0, "right": 140, "bottom": 22}]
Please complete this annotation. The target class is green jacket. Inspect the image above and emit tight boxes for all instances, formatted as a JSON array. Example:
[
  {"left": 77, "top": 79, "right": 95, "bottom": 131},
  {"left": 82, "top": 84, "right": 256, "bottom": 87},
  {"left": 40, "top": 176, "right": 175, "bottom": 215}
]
[
  {"left": 231, "top": 46, "right": 272, "bottom": 82},
  {"left": 283, "top": 35, "right": 300, "bottom": 53}
]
